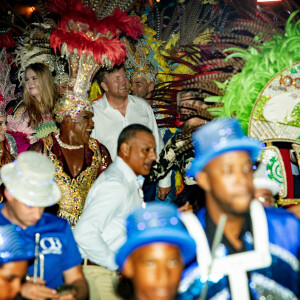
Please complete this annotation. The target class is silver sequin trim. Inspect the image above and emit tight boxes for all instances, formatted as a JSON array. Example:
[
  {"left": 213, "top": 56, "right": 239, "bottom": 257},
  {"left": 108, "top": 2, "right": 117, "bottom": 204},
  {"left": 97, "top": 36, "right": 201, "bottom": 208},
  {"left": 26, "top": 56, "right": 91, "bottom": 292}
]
[
  {"left": 251, "top": 273, "right": 297, "bottom": 300},
  {"left": 269, "top": 243, "right": 299, "bottom": 272}
]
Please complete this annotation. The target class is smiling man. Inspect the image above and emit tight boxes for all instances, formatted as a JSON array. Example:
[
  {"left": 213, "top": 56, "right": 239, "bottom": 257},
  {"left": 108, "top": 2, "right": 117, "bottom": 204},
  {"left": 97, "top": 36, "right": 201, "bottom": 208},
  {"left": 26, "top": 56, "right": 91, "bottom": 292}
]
[
  {"left": 30, "top": 92, "right": 112, "bottom": 227},
  {"left": 91, "top": 65, "right": 171, "bottom": 201},
  {"left": 74, "top": 124, "right": 157, "bottom": 300}
]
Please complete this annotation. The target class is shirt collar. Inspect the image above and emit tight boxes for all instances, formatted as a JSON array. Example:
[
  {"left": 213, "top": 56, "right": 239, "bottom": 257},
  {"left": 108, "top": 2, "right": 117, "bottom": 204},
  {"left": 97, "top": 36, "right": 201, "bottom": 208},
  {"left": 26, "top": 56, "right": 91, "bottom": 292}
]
[
  {"left": 101, "top": 94, "right": 136, "bottom": 111},
  {"left": 114, "top": 156, "right": 144, "bottom": 188}
]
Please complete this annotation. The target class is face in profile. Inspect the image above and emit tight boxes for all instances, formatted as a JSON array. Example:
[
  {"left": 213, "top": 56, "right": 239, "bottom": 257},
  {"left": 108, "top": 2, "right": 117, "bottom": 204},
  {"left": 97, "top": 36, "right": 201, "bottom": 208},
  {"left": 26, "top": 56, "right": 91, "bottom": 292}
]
[
  {"left": 122, "top": 131, "right": 156, "bottom": 176},
  {"left": 25, "top": 69, "right": 41, "bottom": 101},
  {"left": 123, "top": 243, "right": 183, "bottom": 300},
  {"left": 56, "top": 82, "right": 68, "bottom": 98},
  {"left": 72, "top": 111, "right": 95, "bottom": 145},
  {"left": 197, "top": 151, "right": 254, "bottom": 216},
  {"left": 0, "top": 260, "right": 28, "bottom": 300},
  {"left": 0, "top": 116, "right": 8, "bottom": 143},
  {"left": 131, "top": 77, "right": 153, "bottom": 99}
]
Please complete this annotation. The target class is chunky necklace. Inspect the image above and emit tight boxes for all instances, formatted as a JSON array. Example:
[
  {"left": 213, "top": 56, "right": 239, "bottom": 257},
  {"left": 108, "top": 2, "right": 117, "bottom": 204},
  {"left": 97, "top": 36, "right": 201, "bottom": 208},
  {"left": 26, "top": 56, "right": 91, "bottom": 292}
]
[{"left": 55, "top": 133, "right": 84, "bottom": 150}]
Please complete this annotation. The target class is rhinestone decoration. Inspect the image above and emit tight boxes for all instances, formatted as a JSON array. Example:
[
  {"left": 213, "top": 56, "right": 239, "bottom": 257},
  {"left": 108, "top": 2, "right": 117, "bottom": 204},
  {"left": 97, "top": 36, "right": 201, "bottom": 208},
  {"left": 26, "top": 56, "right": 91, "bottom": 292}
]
[{"left": 43, "top": 135, "right": 104, "bottom": 227}]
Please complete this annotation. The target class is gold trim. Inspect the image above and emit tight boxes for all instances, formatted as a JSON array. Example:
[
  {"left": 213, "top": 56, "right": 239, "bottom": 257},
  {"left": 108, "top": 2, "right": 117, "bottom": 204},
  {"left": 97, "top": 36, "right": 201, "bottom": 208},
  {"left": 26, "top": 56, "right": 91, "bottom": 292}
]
[{"left": 278, "top": 199, "right": 300, "bottom": 205}]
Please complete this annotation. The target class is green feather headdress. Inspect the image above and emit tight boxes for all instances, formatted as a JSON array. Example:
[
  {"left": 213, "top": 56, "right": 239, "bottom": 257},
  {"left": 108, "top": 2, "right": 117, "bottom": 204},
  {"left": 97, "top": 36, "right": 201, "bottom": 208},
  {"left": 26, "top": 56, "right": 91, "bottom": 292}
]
[{"left": 207, "top": 11, "right": 300, "bottom": 134}]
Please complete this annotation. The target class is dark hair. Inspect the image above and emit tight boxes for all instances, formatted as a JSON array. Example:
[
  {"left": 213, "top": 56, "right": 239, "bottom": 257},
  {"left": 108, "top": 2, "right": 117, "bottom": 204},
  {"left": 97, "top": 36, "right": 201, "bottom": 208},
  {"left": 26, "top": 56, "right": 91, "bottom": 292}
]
[
  {"left": 96, "top": 64, "right": 125, "bottom": 84},
  {"left": 117, "top": 124, "right": 152, "bottom": 154}
]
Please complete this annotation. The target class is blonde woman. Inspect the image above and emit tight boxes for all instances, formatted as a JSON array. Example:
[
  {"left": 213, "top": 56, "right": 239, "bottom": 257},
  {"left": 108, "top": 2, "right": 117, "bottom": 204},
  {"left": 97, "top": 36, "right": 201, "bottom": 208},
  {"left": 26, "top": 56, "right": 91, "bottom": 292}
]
[{"left": 8, "top": 63, "right": 58, "bottom": 153}]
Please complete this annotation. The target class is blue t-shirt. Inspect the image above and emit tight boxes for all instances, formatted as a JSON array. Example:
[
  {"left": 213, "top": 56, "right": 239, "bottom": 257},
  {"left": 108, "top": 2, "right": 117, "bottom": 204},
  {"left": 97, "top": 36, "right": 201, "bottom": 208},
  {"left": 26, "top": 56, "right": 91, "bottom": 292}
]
[{"left": 0, "top": 204, "right": 82, "bottom": 289}]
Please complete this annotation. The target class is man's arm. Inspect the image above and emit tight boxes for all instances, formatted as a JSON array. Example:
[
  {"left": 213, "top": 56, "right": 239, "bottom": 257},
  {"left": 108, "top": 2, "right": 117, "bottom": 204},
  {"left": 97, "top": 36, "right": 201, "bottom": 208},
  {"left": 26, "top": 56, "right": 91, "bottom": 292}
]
[{"left": 61, "top": 265, "right": 89, "bottom": 300}]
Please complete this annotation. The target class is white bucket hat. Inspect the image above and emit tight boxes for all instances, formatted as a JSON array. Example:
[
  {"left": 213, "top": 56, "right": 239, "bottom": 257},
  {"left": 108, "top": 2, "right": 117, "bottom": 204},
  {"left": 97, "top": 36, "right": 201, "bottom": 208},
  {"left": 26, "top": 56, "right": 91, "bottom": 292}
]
[{"left": 1, "top": 151, "right": 61, "bottom": 207}]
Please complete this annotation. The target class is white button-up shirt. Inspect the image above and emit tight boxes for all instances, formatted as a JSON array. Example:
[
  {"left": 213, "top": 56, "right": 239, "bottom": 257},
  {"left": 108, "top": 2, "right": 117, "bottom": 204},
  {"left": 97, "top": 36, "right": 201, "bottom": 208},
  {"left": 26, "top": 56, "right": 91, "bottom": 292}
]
[
  {"left": 73, "top": 157, "right": 144, "bottom": 271},
  {"left": 91, "top": 94, "right": 171, "bottom": 187}
]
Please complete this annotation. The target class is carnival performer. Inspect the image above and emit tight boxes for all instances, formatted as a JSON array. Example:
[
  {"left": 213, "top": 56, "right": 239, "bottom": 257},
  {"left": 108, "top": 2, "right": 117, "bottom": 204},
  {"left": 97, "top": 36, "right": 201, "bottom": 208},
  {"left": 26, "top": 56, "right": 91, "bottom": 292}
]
[
  {"left": 115, "top": 203, "right": 196, "bottom": 300},
  {"left": 150, "top": 89, "right": 214, "bottom": 211},
  {"left": 0, "top": 48, "right": 17, "bottom": 170},
  {"left": 30, "top": 94, "right": 112, "bottom": 226},
  {"left": 179, "top": 118, "right": 300, "bottom": 300},
  {"left": 0, "top": 225, "right": 33, "bottom": 300},
  {"left": 8, "top": 62, "right": 58, "bottom": 153}
]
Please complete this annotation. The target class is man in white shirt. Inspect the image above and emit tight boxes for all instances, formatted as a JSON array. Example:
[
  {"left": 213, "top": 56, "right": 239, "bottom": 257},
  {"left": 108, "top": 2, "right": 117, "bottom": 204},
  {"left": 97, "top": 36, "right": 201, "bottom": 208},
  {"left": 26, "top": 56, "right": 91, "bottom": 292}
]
[
  {"left": 91, "top": 65, "right": 171, "bottom": 200},
  {"left": 74, "top": 124, "right": 157, "bottom": 300}
]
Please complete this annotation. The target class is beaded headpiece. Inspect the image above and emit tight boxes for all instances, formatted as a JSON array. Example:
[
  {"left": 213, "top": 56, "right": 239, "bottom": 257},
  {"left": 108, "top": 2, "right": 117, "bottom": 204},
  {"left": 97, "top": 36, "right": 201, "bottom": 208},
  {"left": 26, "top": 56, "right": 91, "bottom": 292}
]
[
  {"left": 49, "top": 0, "right": 143, "bottom": 123},
  {"left": 125, "top": 39, "right": 159, "bottom": 84},
  {"left": 0, "top": 47, "right": 15, "bottom": 116},
  {"left": 53, "top": 58, "right": 68, "bottom": 85}
]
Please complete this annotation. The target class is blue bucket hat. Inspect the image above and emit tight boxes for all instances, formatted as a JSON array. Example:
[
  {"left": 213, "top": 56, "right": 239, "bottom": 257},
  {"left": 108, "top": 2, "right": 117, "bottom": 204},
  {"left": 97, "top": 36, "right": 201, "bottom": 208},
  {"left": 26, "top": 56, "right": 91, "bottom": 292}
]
[
  {"left": 186, "top": 118, "right": 263, "bottom": 179},
  {"left": 0, "top": 225, "right": 33, "bottom": 264},
  {"left": 116, "top": 203, "right": 196, "bottom": 270}
]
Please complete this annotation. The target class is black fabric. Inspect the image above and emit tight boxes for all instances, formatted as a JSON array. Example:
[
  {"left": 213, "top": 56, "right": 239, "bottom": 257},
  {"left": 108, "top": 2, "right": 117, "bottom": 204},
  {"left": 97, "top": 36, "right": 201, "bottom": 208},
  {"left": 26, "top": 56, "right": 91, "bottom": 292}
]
[
  {"left": 205, "top": 211, "right": 252, "bottom": 254},
  {"left": 174, "top": 184, "right": 205, "bottom": 213}
]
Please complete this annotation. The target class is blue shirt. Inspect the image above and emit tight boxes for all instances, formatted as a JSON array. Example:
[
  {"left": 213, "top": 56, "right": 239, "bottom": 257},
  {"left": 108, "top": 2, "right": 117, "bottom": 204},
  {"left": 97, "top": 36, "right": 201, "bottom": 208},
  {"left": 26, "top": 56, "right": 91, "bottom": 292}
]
[{"left": 0, "top": 204, "right": 82, "bottom": 289}]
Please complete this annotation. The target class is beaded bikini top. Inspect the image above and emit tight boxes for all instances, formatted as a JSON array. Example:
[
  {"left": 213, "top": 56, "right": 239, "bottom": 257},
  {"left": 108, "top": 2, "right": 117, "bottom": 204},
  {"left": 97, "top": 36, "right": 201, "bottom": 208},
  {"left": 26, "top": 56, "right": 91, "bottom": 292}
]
[{"left": 43, "top": 134, "right": 102, "bottom": 227}]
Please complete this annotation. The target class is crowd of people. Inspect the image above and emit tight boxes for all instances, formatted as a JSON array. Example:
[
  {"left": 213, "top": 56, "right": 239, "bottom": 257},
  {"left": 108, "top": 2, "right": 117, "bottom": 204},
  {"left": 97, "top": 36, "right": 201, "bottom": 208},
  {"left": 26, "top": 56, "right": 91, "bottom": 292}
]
[{"left": 0, "top": 0, "right": 299, "bottom": 299}]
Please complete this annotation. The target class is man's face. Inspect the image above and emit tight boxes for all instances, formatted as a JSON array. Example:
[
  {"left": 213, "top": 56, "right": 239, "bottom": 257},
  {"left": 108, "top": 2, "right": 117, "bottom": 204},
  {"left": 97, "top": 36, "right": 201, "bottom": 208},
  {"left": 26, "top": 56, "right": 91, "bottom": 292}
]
[
  {"left": 0, "top": 261, "right": 28, "bottom": 300},
  {"left": 124, "top": 243, "right": 183, "bottom": 300},
  {"left": 131, "top": 77, "right": 153, "bottom": 99},
  {"left": 122, "top": 131, "right": 156, "bottom": 176},
  {"left": 72, "top": 111, "right": 94, "bottom": 145},
  {"left": 101, "top": 68, "right": 129, "bottom": 100},
  {"left": 4, "top": 190, "right": 44, "bottom": 229},
  {"left": 197, "top": 151, "right": 254, "bottom": 216}
]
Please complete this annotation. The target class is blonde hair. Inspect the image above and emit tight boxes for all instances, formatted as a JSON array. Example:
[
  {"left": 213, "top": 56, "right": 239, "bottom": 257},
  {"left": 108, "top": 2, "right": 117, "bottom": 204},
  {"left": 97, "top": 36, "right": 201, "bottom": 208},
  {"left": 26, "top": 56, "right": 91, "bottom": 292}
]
[{"left": 23, "top": 63, "right": 57, "bottom": 126}]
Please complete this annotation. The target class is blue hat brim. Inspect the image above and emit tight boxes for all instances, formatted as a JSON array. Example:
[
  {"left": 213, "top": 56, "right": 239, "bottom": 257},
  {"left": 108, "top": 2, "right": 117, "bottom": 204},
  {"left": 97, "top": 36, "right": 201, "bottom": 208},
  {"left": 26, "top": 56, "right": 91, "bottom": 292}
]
[
  {"left": 116, "top": 227, "right": 196, "bottom": 270},
  {"left": 186, "top": 139, "right": 263, "bottom": 179}
]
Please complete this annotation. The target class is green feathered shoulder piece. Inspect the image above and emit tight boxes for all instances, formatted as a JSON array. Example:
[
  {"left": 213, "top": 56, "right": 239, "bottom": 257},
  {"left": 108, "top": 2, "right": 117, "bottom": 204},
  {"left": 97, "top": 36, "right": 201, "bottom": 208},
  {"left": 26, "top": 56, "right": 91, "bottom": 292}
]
[{"left": 207, "top": 11, "right": 300, "bottom": 134}]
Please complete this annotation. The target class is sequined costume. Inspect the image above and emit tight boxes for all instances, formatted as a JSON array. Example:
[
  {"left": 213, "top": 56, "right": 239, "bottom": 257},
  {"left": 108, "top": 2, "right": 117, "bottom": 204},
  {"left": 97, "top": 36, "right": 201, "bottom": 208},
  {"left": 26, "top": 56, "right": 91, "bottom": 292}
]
[
  {"left": 179, "top": 203, "right": 300, "bottom": 299},
  {"left": 42, "top": 133, "right": 112, "bottom": 226},
  {"left": 9, "top": 102, "right": 58, "bottom": 154}
]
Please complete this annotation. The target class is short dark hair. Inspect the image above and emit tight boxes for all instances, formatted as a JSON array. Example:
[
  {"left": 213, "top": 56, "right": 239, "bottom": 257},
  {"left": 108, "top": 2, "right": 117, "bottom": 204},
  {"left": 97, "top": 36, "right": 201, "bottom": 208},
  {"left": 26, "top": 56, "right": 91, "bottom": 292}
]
[
  {"left": 117, "top": 124, "right": 153, "bottom": 154},
  {"left": 96, "top": 64, "right": 125, "bottom": 84}
]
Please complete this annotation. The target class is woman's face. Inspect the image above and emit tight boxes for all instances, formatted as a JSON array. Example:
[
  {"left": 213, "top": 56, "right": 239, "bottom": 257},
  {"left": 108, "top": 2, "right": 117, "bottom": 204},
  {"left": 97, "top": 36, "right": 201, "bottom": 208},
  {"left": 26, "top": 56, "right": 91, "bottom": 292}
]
[
  {"left": 0, "top": 116, "right": 8, "bottom": 143},
  {"left": 25, "top": 69, "right": 41, "bottom": 102}
]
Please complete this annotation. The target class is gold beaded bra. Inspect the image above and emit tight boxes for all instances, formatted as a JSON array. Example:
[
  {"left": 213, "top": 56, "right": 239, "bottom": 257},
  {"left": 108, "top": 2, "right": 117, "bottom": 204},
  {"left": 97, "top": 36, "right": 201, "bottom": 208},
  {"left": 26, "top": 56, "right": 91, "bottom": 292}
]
[{"left": 43, "top": 134, "right": 102, "bottom": 226}]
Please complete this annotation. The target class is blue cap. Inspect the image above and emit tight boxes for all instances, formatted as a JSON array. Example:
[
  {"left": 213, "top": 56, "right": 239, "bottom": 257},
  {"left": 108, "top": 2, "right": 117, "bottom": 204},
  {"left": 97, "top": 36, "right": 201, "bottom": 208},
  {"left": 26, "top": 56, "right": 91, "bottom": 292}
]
[
  {"left": 186, "top": 118, "right": 263, "bottom": 178},
  {"left": 0, "top": 225, "right": 33, "bottom": 264},
  {"left": 116, "top": 203, "right": 196, "bottom": 270}
]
